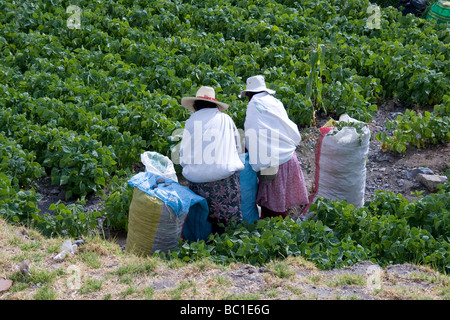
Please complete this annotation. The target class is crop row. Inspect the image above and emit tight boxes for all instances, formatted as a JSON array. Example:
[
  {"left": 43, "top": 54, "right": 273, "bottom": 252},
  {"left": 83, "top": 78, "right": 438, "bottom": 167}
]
[{"left": 168, "top": 185, "right": 449, "bottom": 273}]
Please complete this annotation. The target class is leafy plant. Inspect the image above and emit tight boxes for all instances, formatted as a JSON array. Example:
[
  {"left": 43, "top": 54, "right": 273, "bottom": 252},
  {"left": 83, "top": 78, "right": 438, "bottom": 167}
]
[
  {"left": 103, "top": 172, "right": 134, "bottom": 230},
  {"left": 31, "top": 201, "right": 103, "bottom": 238},
  {"left": 376, "top": 109, "right": 450, "bottom": 153}
]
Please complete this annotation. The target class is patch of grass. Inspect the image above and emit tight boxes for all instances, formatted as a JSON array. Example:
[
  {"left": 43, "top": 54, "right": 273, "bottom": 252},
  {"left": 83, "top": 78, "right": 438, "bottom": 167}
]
[
  {"left": 287, "top": 256, "right": 318, "bottom": 270},
  {"left": 83, "top": 233, "right": 123, "bottom": 256},
  {"left": 214, "top": 275, "right": 231, "bottom": 286},
  {"left": 168, "top": 281, "right": 194, "bottom": 300},
  {"left": 78, "top": 278, "right": 103, "bottom": 294},
  {"left": 34, "top": 286, "right": 57, "bottom": 300},
  {"left": 439, "top": 286, "right": 450, "bottom": 300},
  {"left": 20, "top": 240, "right": 42, "bottom": 252},
  {"left": 118, "top": 274, "right": 134, "bottom": 285},
  {"left": 345, "top": 294, "right": 361, "bottom": 300},
  {"left": 286, "top": 285, "right": 304, "bottom": 296},
  {"left": 9, "top": 281, "right": 29, "bottom": 293},
  {"left": 8, "top": 236, "right": 22, "bottom": 247},
  {"left": 10, "top": 267, "right": 58, "bottom": 287},
  {"left": 28, "top": 268, "right": 58, "bottom": 286},
  {"left": 115, "top": 258, "right": 158, "bottom": 277},
  {"left": 192, "top": 258, "right": 223, "bottom": 272},
  {"left": 142, "top": 286, "right": 155, "bottom": 300},
  {"left": 46, "top": 242, "right": 61, "bottom": 255},
  {"left": 120, "top": 286, "right": 136, "bottom": 299},
  {"left": 307, "top": 272, "right": 323, "bottom": 285},
  {"left": 80, "top": 250, "right": 102, "bottom": 269},
  {"left": 265, "top": 286, "right": 279, "bottom": 298},
  {"left": 408, "top": 271, "right": 440, "bottom": 284},
  {"left": 268, "top": 260, "right": 295, "bottom": 279},
  {"left": 327, "top": 273, "right": 366, "bottom": 287},
  {"left": 223, "top": 293, "right": 261, "bottom": 300}
]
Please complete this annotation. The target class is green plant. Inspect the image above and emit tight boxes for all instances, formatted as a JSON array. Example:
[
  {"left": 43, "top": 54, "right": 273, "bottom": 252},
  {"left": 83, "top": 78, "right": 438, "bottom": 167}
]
[
  {"left": 31, "top": 201, "right": 103, "bottom": 238},
  {"left": 167, "top": 182, "right": 449, "bottom": 273},
  {"left": 305, "top": 43, "right": 326, "bottom": 126},
  {"left": 103, "top": 172, "right": 134, "bottom": 230},
  {"left": 376, "top": 110, "right": 450, "bottom": 153},
  {"left": 34, "top": 286, "right": 58, "bottom": 300}
]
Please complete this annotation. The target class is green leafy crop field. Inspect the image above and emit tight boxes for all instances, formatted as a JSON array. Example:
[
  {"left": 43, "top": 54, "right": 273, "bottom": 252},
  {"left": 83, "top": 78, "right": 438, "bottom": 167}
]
[{"left": 0, "top": 0, "right": 448, "bottom": 273}]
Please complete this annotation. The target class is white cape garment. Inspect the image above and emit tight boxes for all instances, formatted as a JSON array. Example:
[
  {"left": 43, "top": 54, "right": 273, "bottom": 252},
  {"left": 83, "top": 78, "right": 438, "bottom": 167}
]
[
  {"left": 180, "top": 108, "right": 244, "bottom": 183},
  {"left": 244, "top": 92, "right": 301, "bottom": 172}
]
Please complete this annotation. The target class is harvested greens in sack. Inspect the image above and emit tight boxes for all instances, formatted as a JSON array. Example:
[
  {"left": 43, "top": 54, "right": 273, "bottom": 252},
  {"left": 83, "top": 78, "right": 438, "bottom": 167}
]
[
  {"left": 310, "top": 114, "right": 371, "bottom": 208},
  {"left": 126, "top": 172, "right": 210, "bottom": 256},
  {"left": 126, "top": 188, "right": 183, "bottom": 256},
  {"left": 239, "top": 153, "right": 259, "bottom": 223}
]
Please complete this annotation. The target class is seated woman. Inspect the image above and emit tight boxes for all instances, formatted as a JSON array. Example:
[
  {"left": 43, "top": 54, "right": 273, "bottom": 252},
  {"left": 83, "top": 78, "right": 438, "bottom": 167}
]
[
  {"left": 179, "top": 86, "right": 244, "bottom": 235},
  {"left": 240, "top": 75, "right": 309, "bottom": 219}
]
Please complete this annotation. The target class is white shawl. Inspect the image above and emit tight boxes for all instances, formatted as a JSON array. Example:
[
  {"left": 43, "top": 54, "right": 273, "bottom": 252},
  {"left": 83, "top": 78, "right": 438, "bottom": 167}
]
[
  {"left": 180, "top": 108, "right": 244, "bottom": 183},
  {"left": 244, "top": 92, "right": 301, "bottom": 172}
]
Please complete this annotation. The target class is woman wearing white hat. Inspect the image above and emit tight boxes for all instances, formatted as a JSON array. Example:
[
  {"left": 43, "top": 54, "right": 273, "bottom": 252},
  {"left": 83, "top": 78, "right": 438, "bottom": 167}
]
[
  {"left": 241, "top": 75, "right": 309, "bottom": 219},
  {"left": 179, "top": 86, "right": 244, "bottom": 234}
]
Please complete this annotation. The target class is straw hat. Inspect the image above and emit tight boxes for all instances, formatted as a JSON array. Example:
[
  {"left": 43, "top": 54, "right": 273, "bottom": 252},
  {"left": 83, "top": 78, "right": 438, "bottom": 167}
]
[
  {"left": 181, "top": 86, "right": 229, "bottom": 112},
  {"left": 239, "top": 75, "right": 276, "bottom": 98}
]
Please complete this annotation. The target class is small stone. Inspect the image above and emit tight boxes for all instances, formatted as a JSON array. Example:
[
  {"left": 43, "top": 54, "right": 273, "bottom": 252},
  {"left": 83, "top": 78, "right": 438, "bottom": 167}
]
[
  {"left": 406, "top": 167, "right": 434, "bottom": 180},
  {"left": 73, "top": 240, "right": 84, "bottom": 247},
  {"left": 0, "top": 279, "right": 13, "bottom": 293},
  {"left": 18, "top": 260, "right": 31, "bottom": 277},
  {"left": 416, "top": 174, "right": 448, "bottom": 192}
]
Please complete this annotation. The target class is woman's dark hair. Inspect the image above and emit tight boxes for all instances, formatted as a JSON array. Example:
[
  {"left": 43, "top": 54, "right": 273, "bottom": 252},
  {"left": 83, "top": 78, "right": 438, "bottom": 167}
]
[
  {"left": 245, "top": 91, "right": 264, "bottom": 101},
  {"left": 193, "top": 99, "right": 218, "bottom": 111}
]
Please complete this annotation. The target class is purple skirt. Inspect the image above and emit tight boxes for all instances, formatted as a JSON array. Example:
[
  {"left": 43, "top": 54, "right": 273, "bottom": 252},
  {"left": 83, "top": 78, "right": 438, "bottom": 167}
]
[{"left": 256, "top": 153, "right": 309, "bottom": 213}]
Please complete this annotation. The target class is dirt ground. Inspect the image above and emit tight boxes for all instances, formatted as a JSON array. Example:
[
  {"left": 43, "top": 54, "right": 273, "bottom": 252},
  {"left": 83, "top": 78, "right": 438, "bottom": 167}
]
[{"left": 7, "top": 99, "right": 447, "bottom": 300}]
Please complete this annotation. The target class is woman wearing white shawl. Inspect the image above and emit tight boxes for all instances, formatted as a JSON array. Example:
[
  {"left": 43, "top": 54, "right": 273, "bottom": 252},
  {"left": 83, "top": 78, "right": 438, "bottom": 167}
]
[
  {"left": 241, "top": 75, "right": 309, "bottom": 219},
  {"left": 180, "top": 86, "right": 244, "bottom": 234}
]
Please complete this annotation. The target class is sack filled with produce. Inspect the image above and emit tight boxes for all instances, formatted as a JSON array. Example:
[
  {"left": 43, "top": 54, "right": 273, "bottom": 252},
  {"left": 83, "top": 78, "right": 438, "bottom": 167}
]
[
  {"left": 310, "top": 114, "right": 371, "bottom": 208},
  {"left": 126, "top": 172, "right": 210, "bottom": 256}
]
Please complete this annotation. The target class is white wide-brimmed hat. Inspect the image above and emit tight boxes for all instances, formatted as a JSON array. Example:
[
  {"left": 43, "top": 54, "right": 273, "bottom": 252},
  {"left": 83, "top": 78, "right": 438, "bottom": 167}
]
[
  {"left": 181, "top": 86, "right": 229, "bottom": 112},
  {"left": 239, "top": 75, "right": 276, "bottom": 98}
]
